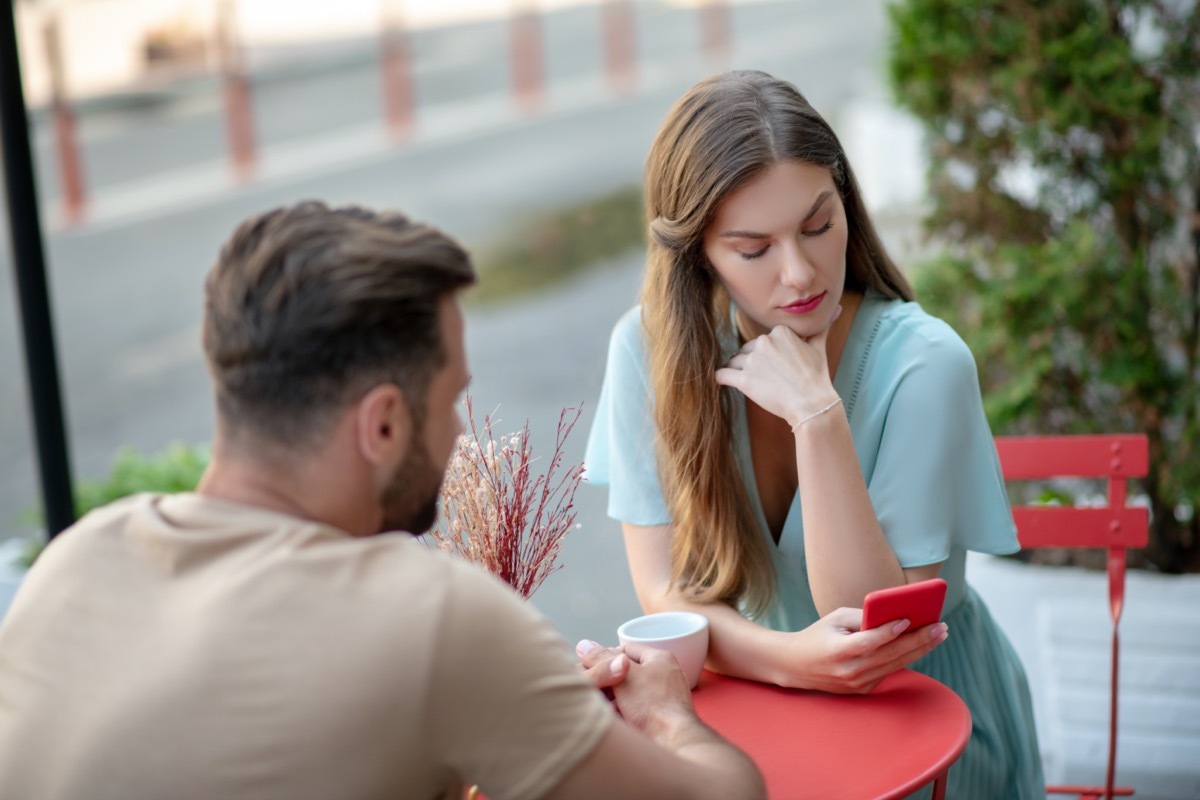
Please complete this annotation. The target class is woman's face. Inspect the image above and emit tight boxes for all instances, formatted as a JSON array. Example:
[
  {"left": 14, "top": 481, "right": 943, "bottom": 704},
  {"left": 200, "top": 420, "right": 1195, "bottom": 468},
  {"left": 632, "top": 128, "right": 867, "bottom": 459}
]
[{"left": 702, "top": 160, "right": 848, "bottom": 340}]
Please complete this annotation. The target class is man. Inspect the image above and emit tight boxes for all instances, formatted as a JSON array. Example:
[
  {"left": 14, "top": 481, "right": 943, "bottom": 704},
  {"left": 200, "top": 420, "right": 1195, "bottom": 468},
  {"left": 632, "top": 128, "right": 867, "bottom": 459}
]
[{"left": 0, "top": 202, "right": 764, "bottom": 799}]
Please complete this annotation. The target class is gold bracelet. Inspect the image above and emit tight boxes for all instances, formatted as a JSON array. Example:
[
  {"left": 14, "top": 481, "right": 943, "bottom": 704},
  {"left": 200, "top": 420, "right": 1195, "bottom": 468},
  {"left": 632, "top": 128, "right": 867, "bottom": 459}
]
[{"left": 790, "top": 397, "right": 843, "bottom": 432}]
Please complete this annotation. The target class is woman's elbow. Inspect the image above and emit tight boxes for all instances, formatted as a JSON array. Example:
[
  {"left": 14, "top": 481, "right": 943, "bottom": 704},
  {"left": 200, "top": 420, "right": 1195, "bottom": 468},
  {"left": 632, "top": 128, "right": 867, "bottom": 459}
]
[{"left": 633, "top": 585, "right": 674, "bottom": 614}]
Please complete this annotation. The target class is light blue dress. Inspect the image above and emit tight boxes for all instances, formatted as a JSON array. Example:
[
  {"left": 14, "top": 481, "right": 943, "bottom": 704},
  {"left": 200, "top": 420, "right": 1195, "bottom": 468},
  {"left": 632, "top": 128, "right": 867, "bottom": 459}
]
[{"left": 585, "top": 290, "right": 1045, "bottom": 799}]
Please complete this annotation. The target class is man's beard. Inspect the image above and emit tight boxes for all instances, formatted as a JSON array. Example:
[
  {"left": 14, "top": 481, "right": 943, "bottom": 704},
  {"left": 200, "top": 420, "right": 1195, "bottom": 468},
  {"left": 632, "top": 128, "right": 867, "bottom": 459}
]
[{"left": 378, "top": 431, "right": 443, "bottom": 535}]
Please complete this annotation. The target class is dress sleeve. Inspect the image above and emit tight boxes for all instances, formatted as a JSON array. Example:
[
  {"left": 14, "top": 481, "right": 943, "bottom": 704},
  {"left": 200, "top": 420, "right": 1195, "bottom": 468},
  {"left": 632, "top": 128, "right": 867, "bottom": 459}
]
[
  {"left": 429, "top": 561, "right": 614, "bottom": 800},
  {"left": 866, "top": 323, "right": 1019, "bottom": 567},
  {"left": 583, "top": 307, "right": 672, "bottom": 525}
]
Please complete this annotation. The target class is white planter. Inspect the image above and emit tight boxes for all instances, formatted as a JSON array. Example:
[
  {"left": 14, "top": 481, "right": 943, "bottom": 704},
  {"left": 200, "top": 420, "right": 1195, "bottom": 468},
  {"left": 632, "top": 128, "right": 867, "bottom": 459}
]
[{"left": 968, "top": 552, "right": 1200, "bottom": 800}]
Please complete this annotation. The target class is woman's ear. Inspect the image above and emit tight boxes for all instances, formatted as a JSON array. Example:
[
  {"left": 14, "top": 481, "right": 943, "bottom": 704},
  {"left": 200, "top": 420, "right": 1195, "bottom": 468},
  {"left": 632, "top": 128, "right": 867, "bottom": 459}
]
[{"left": 355, "top": 384, "right": 412, "bottom": 467}]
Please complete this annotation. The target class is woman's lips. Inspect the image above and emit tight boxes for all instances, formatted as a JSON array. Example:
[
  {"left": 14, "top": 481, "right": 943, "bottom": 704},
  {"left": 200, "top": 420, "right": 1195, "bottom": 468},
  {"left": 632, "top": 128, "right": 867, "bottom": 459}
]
[{"left": 781, "top": 292, "right": 826, "bottom": 314}]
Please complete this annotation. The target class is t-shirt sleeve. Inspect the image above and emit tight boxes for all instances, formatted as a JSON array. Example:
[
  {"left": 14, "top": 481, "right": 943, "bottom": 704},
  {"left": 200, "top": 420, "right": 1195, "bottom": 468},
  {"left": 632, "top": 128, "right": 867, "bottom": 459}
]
[
  {"left": 583, "top": 307, "right": 672, "bottom": 525},
  {"left": 866, "top": 326, "right": 1019, "bottom": 567},
  {"left": 428, "top": 561, "right": 614, "bottom": 800}
]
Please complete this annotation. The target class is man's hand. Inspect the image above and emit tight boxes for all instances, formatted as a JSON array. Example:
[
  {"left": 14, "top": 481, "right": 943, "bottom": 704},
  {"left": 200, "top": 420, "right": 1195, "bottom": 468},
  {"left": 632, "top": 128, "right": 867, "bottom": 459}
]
[
  {"left": 576, "top": 640, "right": 697, "bottom": 742},
  {"left": 606, "top": 643, "right": 697, "bottom": 744},
  {"left": 575, "top": 640, "right": 631, "bottom": 693},
  {"left": 552, "top": 641, "right": 764, "bottom": 800}
]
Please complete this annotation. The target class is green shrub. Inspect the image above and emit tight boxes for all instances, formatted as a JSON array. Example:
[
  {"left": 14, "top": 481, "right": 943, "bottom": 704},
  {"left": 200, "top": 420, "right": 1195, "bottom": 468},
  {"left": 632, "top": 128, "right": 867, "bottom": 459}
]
[
  {"left": 889, "top": 0, "right": 1200, "bottom": 571},
  {"left": 15, "top": 442, "right": 210, "bottom": 569},
  {"left": 72, "top": 442, "right": 210, "bottom": 517}
]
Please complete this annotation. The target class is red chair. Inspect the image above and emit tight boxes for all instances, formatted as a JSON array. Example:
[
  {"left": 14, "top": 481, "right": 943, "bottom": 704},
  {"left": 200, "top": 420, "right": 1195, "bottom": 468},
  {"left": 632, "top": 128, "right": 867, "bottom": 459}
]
[{"left": 994, "top": 434, "right": 1149, "bottom": 800}]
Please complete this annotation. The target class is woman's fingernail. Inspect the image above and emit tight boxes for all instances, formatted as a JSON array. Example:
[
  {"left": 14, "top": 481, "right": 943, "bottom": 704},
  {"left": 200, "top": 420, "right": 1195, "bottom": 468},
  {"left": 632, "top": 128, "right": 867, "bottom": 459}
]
[
  {"left": 931, "top": 624, "right": 948, "bottom": 640},
  {"left": 610, "top": 654, "right": 628, "bottom": 675},
  {"left": 892, "top": 619, "right": 911, "bottom": 635},
  {"left": 577, "top": 639, "right": 599, "bottom": 655}
]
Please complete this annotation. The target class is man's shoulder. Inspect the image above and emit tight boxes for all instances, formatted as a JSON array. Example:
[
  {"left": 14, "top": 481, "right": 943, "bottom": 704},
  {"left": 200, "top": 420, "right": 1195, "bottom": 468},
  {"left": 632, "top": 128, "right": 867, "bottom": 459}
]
[
  {"left": 364, "top": 538, "right": 517, "bottom": 602},
  {"left": 29, "top": 490, "right": 536, "bottom": 626},
  {"left": 31, "top": 492, "right": 163, "bottom": 564},
  {"left": 419, "top": 552, "right": 574, "bottom": 665},
  {"left": 430, "top": 551, "right": 544, "bottom": 625},
  {"left": 331, "top": 537, "right": 544, "bottom": 634},
  {"left": 33, "top": 493, "right": 460, "bottom": 592},
  {"left": 71, "top": 492, "right": 160, "bottom": 530}
]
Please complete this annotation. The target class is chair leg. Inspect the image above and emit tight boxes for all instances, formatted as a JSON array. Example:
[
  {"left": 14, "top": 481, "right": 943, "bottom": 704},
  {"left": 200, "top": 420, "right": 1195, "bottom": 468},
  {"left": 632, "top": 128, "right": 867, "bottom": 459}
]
[{"left": 1106, "top": 601, "right": 1121, "bottom": 799}]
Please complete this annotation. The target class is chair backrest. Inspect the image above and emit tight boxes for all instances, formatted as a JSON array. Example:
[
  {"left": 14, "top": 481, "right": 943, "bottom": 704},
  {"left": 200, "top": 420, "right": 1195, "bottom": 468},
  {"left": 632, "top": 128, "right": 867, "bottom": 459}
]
[{"left": 993, "top": 433, "right": 1148, "bottom": 800}]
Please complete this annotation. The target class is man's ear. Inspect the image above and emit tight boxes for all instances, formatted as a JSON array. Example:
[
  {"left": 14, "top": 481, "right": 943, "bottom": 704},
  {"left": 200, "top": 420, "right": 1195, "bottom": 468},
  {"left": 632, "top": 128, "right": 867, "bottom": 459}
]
[{"left": 355, "top": 384, "right": 412, "bottom": 467}]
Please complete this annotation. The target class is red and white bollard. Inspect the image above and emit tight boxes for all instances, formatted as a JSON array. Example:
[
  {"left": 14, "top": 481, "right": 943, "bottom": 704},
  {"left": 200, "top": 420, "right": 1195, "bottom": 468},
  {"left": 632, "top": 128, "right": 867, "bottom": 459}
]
[
  {"left": 510, "top": 1, "right": 543, "bottom": 114},
  {"left": 379, "top": 0, "right": 414, "bottom": 140},
  {"left": 221, "top": 74, "right": 255, "bottom": 180},
  {"left": 601, "top": 0, "right": 636, "bottom": 95},
  {"left": 216, "top": 0, "right": 256, "bottom": 181},
  {"left": 42, "top": 13, "right": 86, "bottom": 225},
  {"left": 699, "top": 0, "right": 731, "bottom": 68}
]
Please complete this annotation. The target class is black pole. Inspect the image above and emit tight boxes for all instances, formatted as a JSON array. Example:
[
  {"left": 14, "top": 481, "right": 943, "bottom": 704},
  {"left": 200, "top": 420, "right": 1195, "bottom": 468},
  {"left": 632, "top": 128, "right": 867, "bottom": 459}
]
[{"left": 1, "top": 0, "right": 75, "bottom": 538}]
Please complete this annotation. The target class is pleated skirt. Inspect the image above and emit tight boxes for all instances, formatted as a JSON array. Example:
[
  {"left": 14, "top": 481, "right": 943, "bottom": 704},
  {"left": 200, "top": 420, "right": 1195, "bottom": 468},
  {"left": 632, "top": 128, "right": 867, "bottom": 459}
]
[{"left": 904, "top": 586, "right": 1045, "bottom": 799}]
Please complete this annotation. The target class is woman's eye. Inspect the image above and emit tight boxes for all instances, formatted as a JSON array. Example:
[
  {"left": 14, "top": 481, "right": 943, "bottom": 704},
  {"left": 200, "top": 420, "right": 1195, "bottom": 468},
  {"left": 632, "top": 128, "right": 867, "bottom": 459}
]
[
  {"left": 738, "top": 246, "right": 769, "bottom": 261},
  {"left": 803, "top": 220, "right": 834, "bottom": 237}
]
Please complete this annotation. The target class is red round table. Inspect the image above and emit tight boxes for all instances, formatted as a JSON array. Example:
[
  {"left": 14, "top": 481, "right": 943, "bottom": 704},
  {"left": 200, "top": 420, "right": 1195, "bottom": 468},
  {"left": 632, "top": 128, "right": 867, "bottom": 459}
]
[{"left": 691, "top": 669, "right": 971, "bottom": 800}]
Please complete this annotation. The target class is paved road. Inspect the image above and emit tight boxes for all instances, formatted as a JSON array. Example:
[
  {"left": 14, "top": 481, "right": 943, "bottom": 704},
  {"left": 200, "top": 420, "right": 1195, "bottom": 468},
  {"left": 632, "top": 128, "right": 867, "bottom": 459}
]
[{"left": 1, "top": 0, "right": 893, "bottom": 644}]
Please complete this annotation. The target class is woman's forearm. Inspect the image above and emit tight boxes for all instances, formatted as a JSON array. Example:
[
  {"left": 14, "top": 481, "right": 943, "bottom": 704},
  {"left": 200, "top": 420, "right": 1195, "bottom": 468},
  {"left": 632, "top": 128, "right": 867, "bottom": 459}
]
[
  {"left": 792, "top": 407, "right": 905, "bottom": 614},
  {"left": 621, "top": 522, "right": 939, "bottom": 692},
  {"left": 642, "top": 590, "right": 944, "bottom": 693},
  {"left": 624, "top": 524, "right": 814, "bottom": 686},
  {"left": 641, "top": 591, "right": 797, "bottom": 684}
]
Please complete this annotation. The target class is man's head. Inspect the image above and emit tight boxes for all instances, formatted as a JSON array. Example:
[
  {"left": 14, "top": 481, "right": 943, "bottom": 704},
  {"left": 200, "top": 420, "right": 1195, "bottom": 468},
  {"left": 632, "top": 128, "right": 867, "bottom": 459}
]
[{"left": 202, "top": 201, "right": 476, "bottom": 533}]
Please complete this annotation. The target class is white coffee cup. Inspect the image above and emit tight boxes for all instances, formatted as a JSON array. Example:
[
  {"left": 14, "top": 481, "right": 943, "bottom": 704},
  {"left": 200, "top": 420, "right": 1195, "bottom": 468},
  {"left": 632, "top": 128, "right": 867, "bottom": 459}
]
[{"left": 617, "top": 611, "right": 710, "bottom": 689}]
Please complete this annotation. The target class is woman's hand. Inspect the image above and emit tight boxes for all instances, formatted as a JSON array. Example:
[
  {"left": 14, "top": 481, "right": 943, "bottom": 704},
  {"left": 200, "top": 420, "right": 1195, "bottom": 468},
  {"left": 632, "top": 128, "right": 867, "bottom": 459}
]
[
  {"left": 715, "top": 308, "right": 842, "bottom": 428},
  {"left": 779, "top": 607, "right": 949, "bottom": 694}
]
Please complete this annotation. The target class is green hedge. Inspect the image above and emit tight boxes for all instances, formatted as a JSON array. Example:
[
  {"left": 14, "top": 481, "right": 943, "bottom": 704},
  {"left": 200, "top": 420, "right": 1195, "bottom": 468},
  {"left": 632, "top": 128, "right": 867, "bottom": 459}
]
[
  {"left": 889, "top": 0, "right": 1200, "bottom": 572},
  {"left": 16, "top": 442, "right": 210, "bottom": 569}
]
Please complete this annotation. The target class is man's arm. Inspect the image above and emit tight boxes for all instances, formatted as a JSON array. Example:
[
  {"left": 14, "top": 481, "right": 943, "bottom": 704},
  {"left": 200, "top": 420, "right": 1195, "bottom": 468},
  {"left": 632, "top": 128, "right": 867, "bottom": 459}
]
[{"left": 545, "top": 643, "right": 765, "bottom": 800}]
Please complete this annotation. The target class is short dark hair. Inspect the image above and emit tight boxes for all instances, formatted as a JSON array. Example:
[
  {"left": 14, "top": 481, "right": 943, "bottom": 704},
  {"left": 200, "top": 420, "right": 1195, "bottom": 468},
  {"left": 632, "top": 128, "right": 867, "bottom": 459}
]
[{"left": 202, "top": 201, "right": 476, "bottom": 447}]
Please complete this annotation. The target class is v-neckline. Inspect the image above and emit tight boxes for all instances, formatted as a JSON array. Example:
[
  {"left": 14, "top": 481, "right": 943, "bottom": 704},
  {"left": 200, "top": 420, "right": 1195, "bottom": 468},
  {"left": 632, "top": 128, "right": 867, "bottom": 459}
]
[
  {"left": 735, "top": 393, "right": 802, "bottom": 550},
  {"left": 731, "top": 291, "right": 885, "bottom": 551}
]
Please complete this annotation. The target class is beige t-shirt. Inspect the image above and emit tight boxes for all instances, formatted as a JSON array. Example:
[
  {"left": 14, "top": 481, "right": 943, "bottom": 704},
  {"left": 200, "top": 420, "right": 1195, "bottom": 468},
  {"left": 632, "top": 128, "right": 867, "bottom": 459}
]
[{"left": 0, "top": 493, "right": 612, "bottom": 800}]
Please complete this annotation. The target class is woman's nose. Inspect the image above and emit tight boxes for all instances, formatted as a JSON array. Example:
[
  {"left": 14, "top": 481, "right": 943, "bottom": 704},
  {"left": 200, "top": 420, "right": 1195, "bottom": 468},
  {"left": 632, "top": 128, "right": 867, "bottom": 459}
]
[{"left": 779, "top": 241, "right": 815, "bottom": 288}]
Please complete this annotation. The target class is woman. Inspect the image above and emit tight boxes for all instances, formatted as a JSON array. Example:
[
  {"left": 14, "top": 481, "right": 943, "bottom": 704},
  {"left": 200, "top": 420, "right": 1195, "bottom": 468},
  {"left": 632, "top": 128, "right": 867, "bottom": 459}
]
[{"left": 585, "top": 70, "right": 1043, "bottom": 797}]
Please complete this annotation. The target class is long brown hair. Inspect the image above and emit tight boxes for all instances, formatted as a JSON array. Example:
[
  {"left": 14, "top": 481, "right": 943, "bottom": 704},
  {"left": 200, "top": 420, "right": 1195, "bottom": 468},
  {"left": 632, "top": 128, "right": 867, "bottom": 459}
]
[{"left": 642, "top": 71, "right": 913, "bottom": 615}]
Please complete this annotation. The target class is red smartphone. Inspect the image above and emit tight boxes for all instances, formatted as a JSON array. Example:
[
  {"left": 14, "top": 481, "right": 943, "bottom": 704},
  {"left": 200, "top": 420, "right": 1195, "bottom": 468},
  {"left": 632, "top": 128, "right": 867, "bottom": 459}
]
[{"left": 861, "top": 577, "right": 947, "bottom": 631}]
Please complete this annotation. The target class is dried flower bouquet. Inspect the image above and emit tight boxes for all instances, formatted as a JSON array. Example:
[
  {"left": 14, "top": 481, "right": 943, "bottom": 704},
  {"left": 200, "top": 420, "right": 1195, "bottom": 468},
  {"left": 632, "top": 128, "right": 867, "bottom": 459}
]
[{"left": 430, "top": 397, "right": 585, "bottom": 600}]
